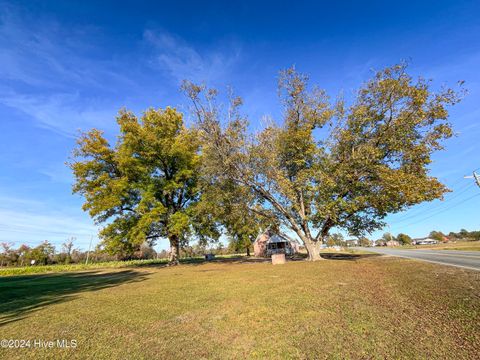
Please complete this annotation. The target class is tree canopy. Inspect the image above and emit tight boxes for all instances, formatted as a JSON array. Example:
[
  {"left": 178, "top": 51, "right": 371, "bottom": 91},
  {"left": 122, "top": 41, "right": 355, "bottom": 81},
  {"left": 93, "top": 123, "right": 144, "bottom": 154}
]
[
  {"left": 429, "top": 230, "right": 447, "bottom": 242},
  {"left": 396, "top": 233, "right": 412, "bottom": 245},
  {"left": 183, "top": 64, "right": 462, "bottom": 261},
  {"left": 70, "top": 108, "right": 219, "bottom": 263}
]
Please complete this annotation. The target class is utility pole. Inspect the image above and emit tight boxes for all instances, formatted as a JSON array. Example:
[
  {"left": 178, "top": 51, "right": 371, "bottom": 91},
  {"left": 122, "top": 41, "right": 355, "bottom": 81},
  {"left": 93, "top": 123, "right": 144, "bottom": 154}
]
[
  {"left": 474, "top": 171, "right": 480, "bottom": 188},
  {"left": 85, "top": 235, "right": 93, "bottom": 265},
  {"left": 464, "top": 171, "right": 480, "bottom": 189}
]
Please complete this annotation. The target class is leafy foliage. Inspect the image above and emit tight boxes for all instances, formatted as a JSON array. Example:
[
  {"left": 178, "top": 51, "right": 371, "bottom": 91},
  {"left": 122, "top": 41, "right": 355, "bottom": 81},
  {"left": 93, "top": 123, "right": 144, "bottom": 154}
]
[
  {"left": 449, "top": 229, "right": 480, "bottom": 241},
  {"left": 358, "top": 237, "right": 372, "bottom": 247},
  {"left": 382, "top": 233, "right": 395, "bottom": 242},
  {"left": 70, "top": 108, "right": 219, "bottom": 263},
  {"left": 429, "top": 230, "right": 447, "bottom": 242},
  {"left": 396, "top": 233, "right": 412, "bottom": 245},
  {"left": 184, "top": 64, "right": 463, "bottom": 260}
]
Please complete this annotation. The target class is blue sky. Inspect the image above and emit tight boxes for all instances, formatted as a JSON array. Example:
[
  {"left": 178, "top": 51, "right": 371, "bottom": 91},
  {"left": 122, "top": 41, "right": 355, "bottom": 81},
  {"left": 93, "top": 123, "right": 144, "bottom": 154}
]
[{"left": 0, "top": 0, "right": 479, "bottom": 251}]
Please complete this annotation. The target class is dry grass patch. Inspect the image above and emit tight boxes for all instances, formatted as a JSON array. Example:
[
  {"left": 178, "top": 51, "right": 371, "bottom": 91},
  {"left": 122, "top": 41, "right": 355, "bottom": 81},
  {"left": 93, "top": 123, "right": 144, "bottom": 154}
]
[{"left": 405, "top": 240, "right": 480, "bottom": 251}]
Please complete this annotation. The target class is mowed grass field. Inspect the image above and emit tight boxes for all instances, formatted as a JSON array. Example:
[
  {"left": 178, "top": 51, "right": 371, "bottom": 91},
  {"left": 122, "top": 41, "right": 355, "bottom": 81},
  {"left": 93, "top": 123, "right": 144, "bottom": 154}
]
[{"left": 1, "top": 254, "right": 479, "bottom": 359}]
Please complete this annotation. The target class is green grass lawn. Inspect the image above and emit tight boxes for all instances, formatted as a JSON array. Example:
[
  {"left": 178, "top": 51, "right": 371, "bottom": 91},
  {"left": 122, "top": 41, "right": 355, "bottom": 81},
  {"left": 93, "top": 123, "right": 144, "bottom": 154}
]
[
  {"left": 0, "top": 258, "right": 169, "bottom": 276},
  {"left": 0, "top": 254, "right": 248, "bottom": 276},
  {"left": 1, "top": 254, "right": 479, "bottom": 359}
]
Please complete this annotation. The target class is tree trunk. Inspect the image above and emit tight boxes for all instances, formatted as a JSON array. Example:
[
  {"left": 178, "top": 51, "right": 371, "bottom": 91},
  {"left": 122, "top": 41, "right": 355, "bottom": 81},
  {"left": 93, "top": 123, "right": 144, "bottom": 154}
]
[
  {"left": 168, "top": 235, "right": 180, "bottom": 265},
  {"left": 246, "top": 246, "right": 251, "bottom": 257},
  {"left": 304, "top": 238, "right": 324, "bottom": 261}
]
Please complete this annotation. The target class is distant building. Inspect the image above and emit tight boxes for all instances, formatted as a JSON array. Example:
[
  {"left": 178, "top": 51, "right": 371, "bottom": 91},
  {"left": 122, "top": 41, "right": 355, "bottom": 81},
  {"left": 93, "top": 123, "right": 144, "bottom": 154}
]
[
  {"left": 204, "top": 253, "right": 215, "bottom": 261},
  {"left": 253, "top": 229, "right": 300, "bottom": 257},
  {"left": 344, "top": 239, "right": 359, "bottom": 247},
  {"left": 386, "top": 240, "right": 400, "bottom": 247},
  {"left": 413, "top": 238, "right": 439, "bottom": 245}
]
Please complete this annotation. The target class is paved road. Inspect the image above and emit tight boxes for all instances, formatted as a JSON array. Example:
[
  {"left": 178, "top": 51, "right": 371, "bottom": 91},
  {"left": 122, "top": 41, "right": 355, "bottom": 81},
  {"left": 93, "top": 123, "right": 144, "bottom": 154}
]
[{"left": 358, "top": 247, "right": 480, "bottom": 271}]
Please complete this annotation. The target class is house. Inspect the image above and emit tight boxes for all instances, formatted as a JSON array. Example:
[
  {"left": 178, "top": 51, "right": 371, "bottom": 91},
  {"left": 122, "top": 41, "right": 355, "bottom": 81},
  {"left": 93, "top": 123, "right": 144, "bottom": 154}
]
[
  {"left": 413, "top": 238, "right": 438, "bottom": 245},
  {"left": 344, "top": 239, "right": 359, "bottom": 247},
  {"left": 386, "top": 240, "right": 400, "bottom": 247},
  {"left": 253, "top": 229, "right": 300, "bottom": 257}
]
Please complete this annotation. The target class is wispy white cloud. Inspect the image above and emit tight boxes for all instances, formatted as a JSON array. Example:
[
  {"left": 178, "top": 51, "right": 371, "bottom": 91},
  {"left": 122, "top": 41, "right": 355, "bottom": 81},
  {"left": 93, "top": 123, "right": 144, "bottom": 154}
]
[
  {"left": 144, "top": 29, "right": 241, "bottom": 84},
  {"left": 456, "top": 108, "right": 480, "bottom": 133},
  {"left": 0, "top": 208, "right": 95, "bottom": 237},
  {"left": 0, "top": 194, "right": 98, "bottom": 248},
  {"left": 0, "top": 6, "right": 244, "bottom": 138},
  {"left": 0, "top": 6, "right": 246, "bottom": 250},
  {"left": 0, "top": 91, "right": 115, "bottom": 137},
  {"left": 0, "top": 195, "right": 43, "bottom": 209},
  {"left": 0, "top": 5, "right": 132, "bottom": 136},
  {"left": 37, "top": 163, "right": 75, "bottom": 184},
  {"left": 0, "top": 4, "right": 136, "bottom": 90}
]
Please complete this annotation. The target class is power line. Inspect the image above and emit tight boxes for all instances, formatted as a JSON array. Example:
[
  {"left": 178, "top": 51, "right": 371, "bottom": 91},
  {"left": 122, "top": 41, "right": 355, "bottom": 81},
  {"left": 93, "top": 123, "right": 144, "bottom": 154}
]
[
  {"left": 448, "top": 176, "right": 473, "bottom": 189},
  {"left": 390, "top": 170, "right": 480, "bottom": 224},
  {"left": 392, "top": 193, "right": 480, "bottom": 231},
  {"left": 390, "top": 182, "right": 474, "bottom": 224},
  {"left": 464, "top": 170, "right": 480, "bottom": 188},
  {"left": 445, "top": 182, "right": 476, "bottom": 202},
  {"left": 474, "top": 172, "right": 480, "bottom": 188},
  {"left": 391, "top": 177, "right": 471, "bottom": 221}
]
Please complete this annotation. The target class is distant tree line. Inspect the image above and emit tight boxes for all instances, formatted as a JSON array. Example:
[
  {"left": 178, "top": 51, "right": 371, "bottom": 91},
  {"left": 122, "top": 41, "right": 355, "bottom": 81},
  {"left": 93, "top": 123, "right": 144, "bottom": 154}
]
[
  {"left": 0, "top": 239, "right": 158, "bottom": 268},
  {"left": 373, "top": 228, "right": 480, "bottom": 246},
  {"left": 375, "top": 232, "right": 412, "bottom": 245},
  {"left": 0, "top": 238, "right": 250, "bottom": 268},
  {"left": 322, "top": 228, "right": 480, "bottom": 248},
  {"left": 3, "top": 227, "right": 478, "bottom": 267},
  {"left": 446, "top": 229, "right": 480, "bottom": 241}
]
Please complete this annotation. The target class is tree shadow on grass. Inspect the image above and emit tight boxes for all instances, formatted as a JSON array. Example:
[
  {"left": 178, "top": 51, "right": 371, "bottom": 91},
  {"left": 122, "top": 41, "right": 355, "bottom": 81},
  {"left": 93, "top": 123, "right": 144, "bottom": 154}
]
[
  {"left": 0, "top": 270, "right": 149, "bottom": 327},
  {"left": 319, "top": 252, "right": 381, "bottom": 260},
  {"left": 194, "top": 256, "right": 271, "bottom": 266},
  {"left": 203, "top": 252, "right": 381, "bottom": 264},
  {"left": 186, "top": 252, "right": 382, "bottom": 266}
]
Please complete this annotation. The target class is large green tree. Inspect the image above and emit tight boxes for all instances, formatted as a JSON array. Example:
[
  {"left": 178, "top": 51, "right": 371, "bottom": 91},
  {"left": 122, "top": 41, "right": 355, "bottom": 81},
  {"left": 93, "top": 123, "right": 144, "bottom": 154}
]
[
  {"left": 70, "top": 108, "right": 219, "bottom": 264},
  {"left": 184, "top": 64, "right": 463, "bottom": 261},
  {"left": 396, "top": 233, "right": 412, "bottom": 245},
  {"left": 429, "top": 230, "right": 446, "bottom": 242}
]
